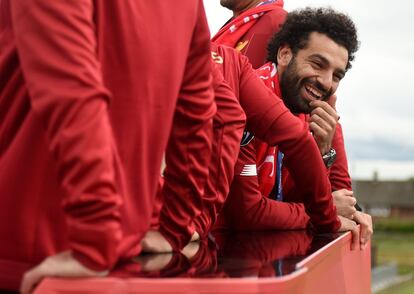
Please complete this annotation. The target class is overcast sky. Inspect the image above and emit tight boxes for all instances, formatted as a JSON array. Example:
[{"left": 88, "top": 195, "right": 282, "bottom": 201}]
[{"left": 203, "top": 0, "right": 414, "bottom": 180}]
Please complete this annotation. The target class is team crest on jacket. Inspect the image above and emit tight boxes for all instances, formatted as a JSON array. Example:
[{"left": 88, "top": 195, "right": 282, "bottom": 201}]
[
  {"left": 235, "top": 40, "right": 249, "bottom": 52},
  {"left": 240, "top": 130, "right": 254, "bottom": 146}
]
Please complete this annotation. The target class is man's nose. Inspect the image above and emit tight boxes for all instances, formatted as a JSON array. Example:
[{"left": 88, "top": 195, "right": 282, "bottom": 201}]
[{"left": 316, "top": 71, "right": 333, "bottom": 92}]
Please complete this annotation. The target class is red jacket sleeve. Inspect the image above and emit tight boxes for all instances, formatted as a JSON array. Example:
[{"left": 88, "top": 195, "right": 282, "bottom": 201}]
[
  {"left": 159, "top": 1, "right": 216, "bottom": 250},
  {"left": 236, "top": 54, "right": 340, "bottom": 232},
  {"left": 329, "top": 123, "right": 353, "bottom": 191},
  {"left": 221, "top": 142, "right": 310, "bottom": 230},
  {"left": 193, "top": 62, "right": 246, "bottom": 238},
  {"left": 10, "top": 0, "right": 121, "bottom": 270}
]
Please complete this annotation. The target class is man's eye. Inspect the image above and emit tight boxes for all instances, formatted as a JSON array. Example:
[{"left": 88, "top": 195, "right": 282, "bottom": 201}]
[
  {"left": 333, "top": 74, "right": 343, "bottom": 82},
  {"left": 312, "top": 61, "right": 322, "bottom": 68}
]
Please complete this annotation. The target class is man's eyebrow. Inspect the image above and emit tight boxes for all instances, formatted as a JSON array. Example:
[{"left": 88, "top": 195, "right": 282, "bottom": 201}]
[{"left": 310, "top": 53, "right": 346, "bottom": 77}]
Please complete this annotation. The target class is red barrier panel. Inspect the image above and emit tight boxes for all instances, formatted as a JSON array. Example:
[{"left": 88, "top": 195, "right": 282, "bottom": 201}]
[
  {"left": 32, "top": 231, "right": 371, "bottom": 294},
  {"left": 35, "top": 268, "right": 307, "bottom": 294},
  {"left": 296, "top": 232, "right": 371, "bottom": 294}
]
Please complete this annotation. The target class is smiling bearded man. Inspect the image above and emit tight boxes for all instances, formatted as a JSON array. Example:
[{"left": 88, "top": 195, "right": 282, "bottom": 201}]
[{"left": 215, "top": 8, "right": 373, "bottom": 248}]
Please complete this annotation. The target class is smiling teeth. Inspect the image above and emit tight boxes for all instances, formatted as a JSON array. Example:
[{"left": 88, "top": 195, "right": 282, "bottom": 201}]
[{"left": 305, "top": 85, "right": 322, "bottom": 98}]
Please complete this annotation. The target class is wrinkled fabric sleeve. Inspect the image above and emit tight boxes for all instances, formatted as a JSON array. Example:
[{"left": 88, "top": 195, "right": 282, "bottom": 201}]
[
  {"left": 193, "top": 63, "right": 246, "bottom": 238},
  {"left": 329, "top": 124, "right": 362, "bottom": 211},
  {"left": 329, "top": 123, "right": 352, "bottom": 191},
  {"left": 10, "top": 0, "right": 122, "bottom": 270},
  {"left": 236, "top": 54, "right": 340, "bottom": 232},
  {"left": 159, "top": 1, "right": 216, "bottom": 251}
]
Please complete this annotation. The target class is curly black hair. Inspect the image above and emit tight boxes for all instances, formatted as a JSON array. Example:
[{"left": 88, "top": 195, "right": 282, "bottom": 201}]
[{"left": 267, "top": 7, "right": 359, "bottom": 71}]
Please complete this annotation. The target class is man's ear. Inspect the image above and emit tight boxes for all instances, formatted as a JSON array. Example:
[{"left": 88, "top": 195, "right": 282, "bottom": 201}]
[{"left": 277, "top": 45, "right": 293, "bottom": 67}]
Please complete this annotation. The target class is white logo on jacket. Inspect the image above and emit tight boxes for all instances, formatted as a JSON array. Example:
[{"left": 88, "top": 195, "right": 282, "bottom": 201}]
[{"left": 240, "top": 164, "right": 257, "bottom": 176}]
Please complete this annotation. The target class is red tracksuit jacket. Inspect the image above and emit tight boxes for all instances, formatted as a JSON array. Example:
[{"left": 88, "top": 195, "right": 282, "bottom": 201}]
[
  {"left": 0, "top": 0, "right": 214, "bottom": 270},
  {"left": 208, "top": 45, "right": 340, "bottom": 233},
  {"left": 152, "top": 55, "right": 246, "bottom": 242},
  {"left": 254, "top": 62, "right": 352, "bottom": 203},
  {"left": 261, "top": 123, "right": 353, "bottom": 204},
  {"left": 159, "top": 57, "right": 246, "bottom": 246},
  {"left": 216, "top": 61, "right": 349, "bottom": 232}
]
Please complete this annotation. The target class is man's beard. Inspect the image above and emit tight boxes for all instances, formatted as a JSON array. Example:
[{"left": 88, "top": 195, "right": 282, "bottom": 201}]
[
  {"left": 280, "top": 57, "right": 332, "bottom": 114},
  {"left": 220, "top": 0, "right": 238, "bottom": 10}
]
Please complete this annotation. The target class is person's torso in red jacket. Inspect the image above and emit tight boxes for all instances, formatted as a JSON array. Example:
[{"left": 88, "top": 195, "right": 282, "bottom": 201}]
[{"left": 0, "top": 0, "right": 213, "bottom": 268}]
